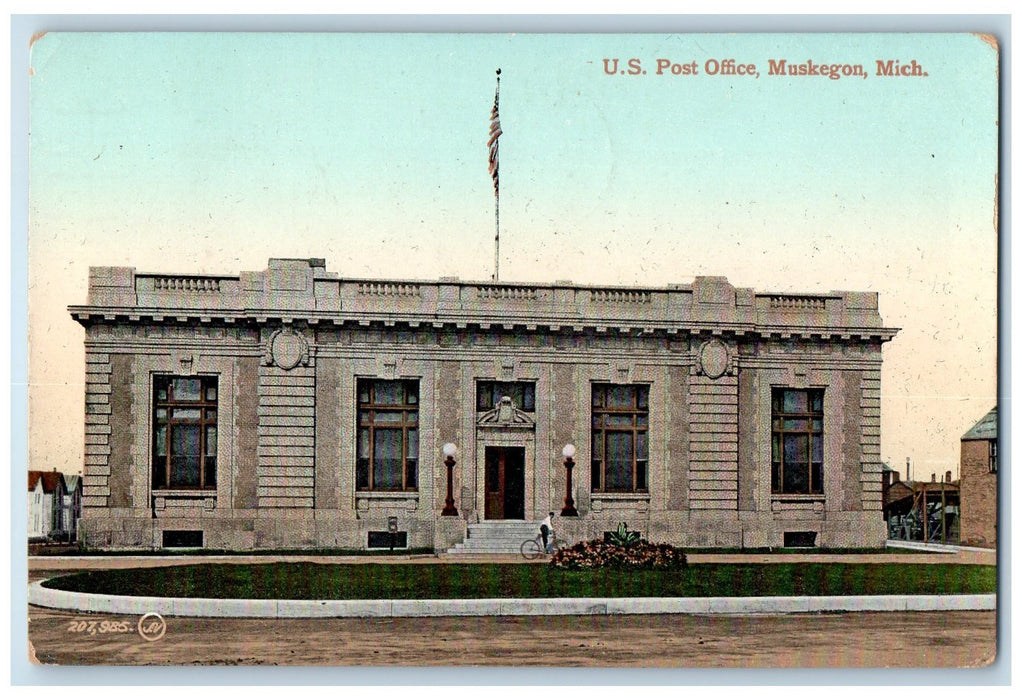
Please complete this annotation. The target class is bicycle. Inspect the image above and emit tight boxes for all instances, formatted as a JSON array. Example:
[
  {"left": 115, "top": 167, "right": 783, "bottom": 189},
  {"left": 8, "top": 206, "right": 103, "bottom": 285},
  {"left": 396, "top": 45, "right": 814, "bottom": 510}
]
[{"left": 520, "top": 533, "right": 563, "bottom": 560}]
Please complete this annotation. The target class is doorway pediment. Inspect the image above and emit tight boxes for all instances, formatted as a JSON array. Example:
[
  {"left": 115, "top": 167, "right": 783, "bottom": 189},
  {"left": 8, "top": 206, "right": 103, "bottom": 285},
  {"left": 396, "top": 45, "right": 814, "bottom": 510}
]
[{"left": 476, "top": 396, "right": 535, "bottom": 429}]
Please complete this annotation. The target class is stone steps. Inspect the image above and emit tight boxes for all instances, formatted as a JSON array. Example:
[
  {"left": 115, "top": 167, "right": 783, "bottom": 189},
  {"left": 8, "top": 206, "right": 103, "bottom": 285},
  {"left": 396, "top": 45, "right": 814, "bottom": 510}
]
[{"left": 447, "top": 521, "right": 547, "bottom": 555}]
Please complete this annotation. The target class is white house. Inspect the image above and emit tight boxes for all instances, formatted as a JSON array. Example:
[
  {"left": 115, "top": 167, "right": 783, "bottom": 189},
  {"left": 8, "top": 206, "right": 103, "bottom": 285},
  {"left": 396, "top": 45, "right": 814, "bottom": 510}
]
[{"left": 28, "top": 471, "right": 67, "bottom": 540}]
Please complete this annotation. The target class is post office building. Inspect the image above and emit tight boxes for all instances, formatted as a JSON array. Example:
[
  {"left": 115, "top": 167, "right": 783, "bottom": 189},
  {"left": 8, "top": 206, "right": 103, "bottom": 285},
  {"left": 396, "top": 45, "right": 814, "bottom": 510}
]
[{"left": 69, "top": 257, "right": 898, "bottom": 551}]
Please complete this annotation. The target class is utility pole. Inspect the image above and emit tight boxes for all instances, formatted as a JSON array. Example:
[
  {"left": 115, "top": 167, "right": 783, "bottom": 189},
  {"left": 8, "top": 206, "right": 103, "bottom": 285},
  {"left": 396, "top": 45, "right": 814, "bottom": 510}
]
[{"left": 941, "top": 472, "right": 947, "bottom": 544}]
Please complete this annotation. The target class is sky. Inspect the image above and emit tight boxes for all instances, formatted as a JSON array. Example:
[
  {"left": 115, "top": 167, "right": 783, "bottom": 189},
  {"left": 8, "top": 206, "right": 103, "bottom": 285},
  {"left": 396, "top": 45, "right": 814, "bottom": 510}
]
[{"left": 27, "top": 31, "right": 998, "bottom": 481}]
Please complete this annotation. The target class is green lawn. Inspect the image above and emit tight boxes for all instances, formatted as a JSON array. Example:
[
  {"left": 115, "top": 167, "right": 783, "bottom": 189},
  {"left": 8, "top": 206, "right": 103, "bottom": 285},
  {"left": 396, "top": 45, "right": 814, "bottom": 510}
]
[{"left": 42, "top": 562, "right": 996, "bottom": 600}]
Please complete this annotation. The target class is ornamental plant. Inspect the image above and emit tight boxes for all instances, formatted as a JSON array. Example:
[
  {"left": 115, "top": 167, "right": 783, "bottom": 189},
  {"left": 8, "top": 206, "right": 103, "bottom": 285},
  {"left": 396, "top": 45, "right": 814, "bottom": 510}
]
[
  {"left": 606, "top": 522, "right": 641, "bottom": 548},
  {"left": 550, "top": 536, "right": 687, "bottom": 571}
]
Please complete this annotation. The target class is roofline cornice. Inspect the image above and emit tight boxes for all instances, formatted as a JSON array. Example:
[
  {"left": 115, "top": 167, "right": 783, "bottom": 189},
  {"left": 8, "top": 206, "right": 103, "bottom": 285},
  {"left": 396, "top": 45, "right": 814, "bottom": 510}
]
[{"left": 67, "top": 305, "right": 899, "bottom": 342}]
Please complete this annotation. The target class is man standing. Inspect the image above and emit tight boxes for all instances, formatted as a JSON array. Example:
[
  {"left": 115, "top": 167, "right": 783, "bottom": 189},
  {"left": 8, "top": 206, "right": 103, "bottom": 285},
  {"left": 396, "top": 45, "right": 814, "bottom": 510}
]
[{"left": 539, "top": 512, "right": 555, "bottom": 554}]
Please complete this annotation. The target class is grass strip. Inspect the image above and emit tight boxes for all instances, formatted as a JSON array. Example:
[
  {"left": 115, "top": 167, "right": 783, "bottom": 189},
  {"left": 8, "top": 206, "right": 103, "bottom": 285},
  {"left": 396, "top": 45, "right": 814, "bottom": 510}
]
[{"left": 42, "top": 562, "right": 996, "bottom": 600}]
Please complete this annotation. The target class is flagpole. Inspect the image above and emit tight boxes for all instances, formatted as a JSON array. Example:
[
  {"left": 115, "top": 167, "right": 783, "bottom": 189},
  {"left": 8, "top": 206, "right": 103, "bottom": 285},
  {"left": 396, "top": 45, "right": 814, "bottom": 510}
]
[
  {"left": 488, "top": 69, "right": 502, "bottom": 282},
  {"left": 494, "top": 187, "right": 500, "bottom": 282}
]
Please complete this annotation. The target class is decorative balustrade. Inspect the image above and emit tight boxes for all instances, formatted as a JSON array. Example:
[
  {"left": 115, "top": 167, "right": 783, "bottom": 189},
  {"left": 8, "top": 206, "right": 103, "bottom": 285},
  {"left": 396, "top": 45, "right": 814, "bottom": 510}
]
[
  {"left": 357, "top": 282, "right": 421, "bottom": 297},
  {"left": 768, "top": 295, "right": 827, "bottom": 310},
  {"left": 119, "top": 265, "right": 860, "bottom": 329},
  {"left": 476, "top": 285, "right": 538, "bottom": 300},
  {"left": 152, "top": 276, "right": 221, "bottom": 293},
  {"left": 590, "top": 289, "right": 652, "bottom": 304}
]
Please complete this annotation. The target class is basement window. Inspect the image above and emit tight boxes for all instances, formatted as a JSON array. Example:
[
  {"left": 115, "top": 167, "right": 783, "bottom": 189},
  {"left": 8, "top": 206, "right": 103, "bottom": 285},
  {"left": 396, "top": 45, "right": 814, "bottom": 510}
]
[
  {"left": 783, "top": 531, "right": 818, "bottom": 548},
  {"left": 368, "top": 531, "right": 408, "bottom": 549},
  {"left": 162, "top": 530, "right": 204, "bottom": 548}
]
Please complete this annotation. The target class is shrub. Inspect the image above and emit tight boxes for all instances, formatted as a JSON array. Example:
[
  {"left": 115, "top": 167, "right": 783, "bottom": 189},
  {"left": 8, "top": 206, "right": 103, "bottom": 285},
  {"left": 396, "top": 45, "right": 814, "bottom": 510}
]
[
  {"left": 550, "top": 537, "right": 688, "bottom": 571},
  {"left": 605, "top": 522, "right": 641, "bottom": 548}
]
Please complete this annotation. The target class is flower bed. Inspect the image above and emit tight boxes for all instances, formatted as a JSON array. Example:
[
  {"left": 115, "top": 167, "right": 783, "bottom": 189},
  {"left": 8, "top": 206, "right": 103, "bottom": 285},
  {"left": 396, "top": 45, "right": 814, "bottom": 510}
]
[{"left": 550, "top": 538, "right": 688, "bottom": 570}]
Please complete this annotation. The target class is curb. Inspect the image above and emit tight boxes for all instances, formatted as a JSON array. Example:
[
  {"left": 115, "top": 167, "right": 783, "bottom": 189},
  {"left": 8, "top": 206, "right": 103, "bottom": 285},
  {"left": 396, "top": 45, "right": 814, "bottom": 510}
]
[
  {"left": 28, "top": 580, "right": 997, "bottom": 619},
  {"left": 885, "top": 540, "right": 997, "bottom": 554}
]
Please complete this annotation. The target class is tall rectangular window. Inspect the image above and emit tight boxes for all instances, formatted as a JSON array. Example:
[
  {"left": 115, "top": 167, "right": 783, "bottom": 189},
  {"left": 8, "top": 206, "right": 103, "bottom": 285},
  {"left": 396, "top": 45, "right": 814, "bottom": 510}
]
[
  {"left": 591, "top": 384, "right": 649, "bottom": 492},
  {"left": 357, "top": 379, "right": 419, "bottom": 491},
  {"left": 152, "top": 376, "right": 218, "bottom": 490},
  {"left": 990, "top": 441, "right": 998, "bottom": 473},
  {"left": 771, "top": 388, "right": 824, "bottom": 495},
  {"left": 476, "top": 381, "right": 536, "bottom": 412}
]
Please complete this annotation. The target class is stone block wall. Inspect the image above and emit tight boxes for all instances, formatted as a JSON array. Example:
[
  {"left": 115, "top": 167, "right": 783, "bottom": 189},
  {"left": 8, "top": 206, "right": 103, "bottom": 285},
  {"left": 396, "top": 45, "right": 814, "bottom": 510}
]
[
  {"left": 81, "top": 350, "right": 113, "bottom": 510},
  {"left": 257, "top": 363, "right": 316, "bottom": 508},
  {"left": 687, "top": 373, "right": 738, "bottom": 511}
]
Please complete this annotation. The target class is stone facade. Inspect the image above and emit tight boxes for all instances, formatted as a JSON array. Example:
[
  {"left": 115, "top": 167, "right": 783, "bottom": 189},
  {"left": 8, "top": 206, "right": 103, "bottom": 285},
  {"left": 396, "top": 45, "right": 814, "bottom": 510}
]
[
  {"left": 959, "top": 407, "right": 998, "bottom": 548},
  {"left": 69, "top": 258, "right": 898, "bottom": 551}
]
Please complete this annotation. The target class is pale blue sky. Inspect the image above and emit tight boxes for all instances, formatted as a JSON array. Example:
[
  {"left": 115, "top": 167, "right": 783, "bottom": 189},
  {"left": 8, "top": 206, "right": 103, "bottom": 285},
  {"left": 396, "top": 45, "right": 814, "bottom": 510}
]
[{"left": 28, "top": 32, "right": 998, "bottom": 478}]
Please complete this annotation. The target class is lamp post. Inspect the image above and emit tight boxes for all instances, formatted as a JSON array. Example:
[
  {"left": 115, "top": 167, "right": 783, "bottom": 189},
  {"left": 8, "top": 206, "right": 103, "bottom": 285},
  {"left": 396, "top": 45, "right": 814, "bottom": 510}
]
[
  {"left": 561, "top": 443, "right": 579, "bottom": 517},
  {"left": 441, "top": 443, "right": 459, "bottom": 516}
]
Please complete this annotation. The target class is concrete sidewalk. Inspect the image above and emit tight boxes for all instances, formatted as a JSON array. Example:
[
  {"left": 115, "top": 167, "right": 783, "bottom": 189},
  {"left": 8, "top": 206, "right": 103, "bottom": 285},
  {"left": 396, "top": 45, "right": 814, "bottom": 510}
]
[{"left": 28, "top": 579, "right": 996, "bottom": 619}]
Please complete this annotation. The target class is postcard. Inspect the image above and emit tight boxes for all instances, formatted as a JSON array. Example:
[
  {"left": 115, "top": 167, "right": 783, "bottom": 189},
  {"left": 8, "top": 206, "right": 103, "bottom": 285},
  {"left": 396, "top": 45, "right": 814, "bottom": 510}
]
[{"left": 24, "top": 29, "right": 999, "bottom": 671}]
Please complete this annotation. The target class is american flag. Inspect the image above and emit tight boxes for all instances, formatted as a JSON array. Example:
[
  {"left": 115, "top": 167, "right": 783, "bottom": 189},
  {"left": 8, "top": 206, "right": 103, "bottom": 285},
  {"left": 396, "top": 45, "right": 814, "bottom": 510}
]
[{"left": 487, "top": 70, "right": 502, "bottom": 194}]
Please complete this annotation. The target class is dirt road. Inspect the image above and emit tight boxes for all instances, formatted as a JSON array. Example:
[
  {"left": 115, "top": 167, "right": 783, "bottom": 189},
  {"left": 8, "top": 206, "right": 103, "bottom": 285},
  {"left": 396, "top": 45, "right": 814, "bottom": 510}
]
[{"left": 29, "top": 606, "right": 995, "bottom": 667}]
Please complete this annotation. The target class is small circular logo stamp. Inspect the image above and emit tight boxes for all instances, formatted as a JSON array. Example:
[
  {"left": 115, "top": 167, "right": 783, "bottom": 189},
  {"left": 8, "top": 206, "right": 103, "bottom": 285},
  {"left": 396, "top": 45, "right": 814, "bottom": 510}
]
[{"left": 137, "top": 613, "right": 167, "bottom": 642}]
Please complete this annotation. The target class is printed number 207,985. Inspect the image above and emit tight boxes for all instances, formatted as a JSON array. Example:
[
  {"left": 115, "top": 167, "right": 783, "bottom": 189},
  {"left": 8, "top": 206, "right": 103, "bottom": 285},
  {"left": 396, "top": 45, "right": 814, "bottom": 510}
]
[{"left": 66, "top": 620, "right": 131, "bottom": 635}]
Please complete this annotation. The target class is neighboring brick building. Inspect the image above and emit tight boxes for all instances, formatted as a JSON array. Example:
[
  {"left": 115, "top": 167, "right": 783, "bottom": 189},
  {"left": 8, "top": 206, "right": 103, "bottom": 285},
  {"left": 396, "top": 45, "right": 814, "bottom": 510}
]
[
  {"left": 68, "top": 257, "right": 898, "bottom": 551},
  {"left": 959, "top": 407, "right": 998, "bottom": 548}
]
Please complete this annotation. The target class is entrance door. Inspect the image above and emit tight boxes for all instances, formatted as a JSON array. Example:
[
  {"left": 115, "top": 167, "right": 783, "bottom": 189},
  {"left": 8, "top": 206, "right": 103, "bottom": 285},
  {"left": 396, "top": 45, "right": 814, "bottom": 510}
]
[{"left": 484, "top": 446, "right": 525, "bottom": 520}]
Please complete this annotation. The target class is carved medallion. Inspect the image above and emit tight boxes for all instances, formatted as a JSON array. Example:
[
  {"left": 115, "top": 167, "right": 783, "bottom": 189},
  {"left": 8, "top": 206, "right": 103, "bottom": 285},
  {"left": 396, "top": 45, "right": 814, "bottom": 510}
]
[
  {"left": 265, "top": 327, "right": 309, "bottom": 370},
  {"left": 698, "top": 339, "right": 730, "bottom": 379}
]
